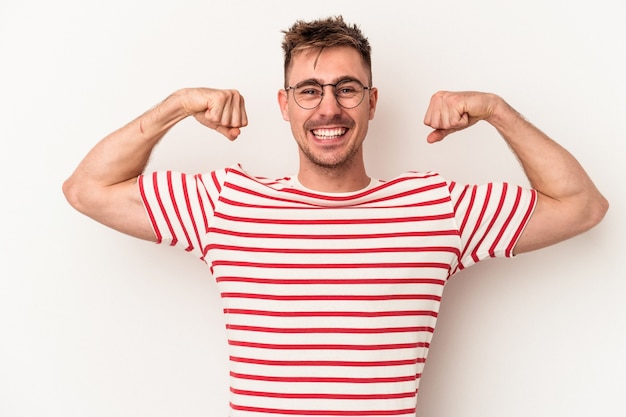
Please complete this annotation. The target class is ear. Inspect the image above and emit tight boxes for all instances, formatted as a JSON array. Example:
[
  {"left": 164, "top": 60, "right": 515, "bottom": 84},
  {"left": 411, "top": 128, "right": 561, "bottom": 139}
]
[
  {"left": 277, "top": 89, "right": 290, "bottom": 121},
  {"left": 368, "top": 87, "right": 379, "bottom": 120}
]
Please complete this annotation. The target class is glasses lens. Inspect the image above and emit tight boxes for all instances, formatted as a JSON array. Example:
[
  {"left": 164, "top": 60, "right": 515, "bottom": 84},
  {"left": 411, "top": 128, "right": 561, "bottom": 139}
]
[
  {"left": 294, "top": 82, "right": 324, "bottom": 109},
  {"left": 334, "top": 80, "right": 365, "bottom": 109}
]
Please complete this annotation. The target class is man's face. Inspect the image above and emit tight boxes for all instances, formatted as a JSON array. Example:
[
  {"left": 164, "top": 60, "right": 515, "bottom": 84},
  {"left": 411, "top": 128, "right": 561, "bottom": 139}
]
[{"left": 278, "top": 46, "right": 378, "bottom": 171}]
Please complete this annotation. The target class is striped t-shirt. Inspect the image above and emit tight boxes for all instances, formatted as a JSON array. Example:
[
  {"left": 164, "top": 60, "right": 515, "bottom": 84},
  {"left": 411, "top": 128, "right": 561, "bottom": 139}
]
[{"left": 139, "top": 164, "right": 536, "bottom": 417}]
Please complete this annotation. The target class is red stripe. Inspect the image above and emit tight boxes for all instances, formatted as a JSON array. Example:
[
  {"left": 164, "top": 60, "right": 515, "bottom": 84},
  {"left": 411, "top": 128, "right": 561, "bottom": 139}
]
[
  {"left": 207, "top": 244, "right": 459, "bottom": 257},
  {"left": 470, "top": 183, "right": 505, "bottom": 262},
  {"left": 221, "top": 293, "right": 442, "bottom": 302},
  {"left": 230, "top": 403, "right": 416, "bottom": 416},
  {"left": 488, "top": 184, "right": 516, "bottom": 256},
  {"left": 220, "top": 195, "right": 451, "bottom": 210},
  {"left": 485, "top": 183, "right": 509, "bottom": 257},
  {"left": 154, "top": 172, "right": 177, "bottom": 246},
  {"left": 223, "top": 309, "right": 438, "bottom": 318},
  {"left": 194, "top": 174, "right": 211, "bottom": 234},
  {"left": 210, "top": 170, "right": 221, "bottom": 195},
  {"left": 182, "top": 173, "right": 204, "bottom": 255},
  {"left": 208, "top": 227, "right": 459, "bottom": 240},
  {"left": 451, "top": 182, "right": 468, "bottom": 214},
  {"left": 456, "top": 185, "right": 477, "bottom": 269},
  {"left": 226, "top": 168, "right": 441, "bottom": 202},
  {"left": 216, "top": 277, "right": 445, "bottom": 285},
  {"left": 228, "top": 340, "right": 429, "bottom": 350},
  {"left": 222, "top": 181, "right": 322, "bottom": 207},
  {"left": 226, "top": 324, "right": 434, "bottom": 334},
  {"left": 230, "top": 371, "right": 417, "bottom": 384},
  {"left": 457, "top": 185, "right": 476, "bottom": 240},
  {"left": 168, "top": 172, "right": 194, "bottom": 251},
  {"left": 214, "top": 211, "right": 454, "bottom": 225},
  {"left": 462, "top": 183, "right": 491, "bottom": 263},
  {"left": 352, "top": 183, "right": 448, "bottom": 206},
  {"left": 277, "top": 173, "right": 442, "bottom": 202},
  {"left": 229, "top": 356, "right": 422, "bottom": 367},
  {"left": 491, "top": 186, "right": 520, "bottom": 256},
  {"left": 138, "top": 176, "right": 162, "bottom": 243},
  {"left": 230, "top": 387, "right": 417, "bottom": 400},
  {"left": 507, "top": 188, "right": 536, "bottom": 256},
  {"left": 213, "top": 260, "right": 450, "bottom": 271}
]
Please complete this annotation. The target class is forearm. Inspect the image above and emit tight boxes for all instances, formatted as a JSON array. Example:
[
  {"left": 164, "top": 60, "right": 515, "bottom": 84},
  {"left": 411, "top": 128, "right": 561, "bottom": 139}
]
[{"left": 67, "top": 92, "right": 188, "bottom": 189}]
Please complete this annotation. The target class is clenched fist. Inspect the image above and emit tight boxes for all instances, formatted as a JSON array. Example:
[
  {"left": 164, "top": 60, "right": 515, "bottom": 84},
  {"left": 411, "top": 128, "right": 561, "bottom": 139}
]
[
  {"left": 423, "top": 91, "right": 502, "bottom": 143},
  {"left": 174, "top": 87, "right": 248, "bottom": 141}
]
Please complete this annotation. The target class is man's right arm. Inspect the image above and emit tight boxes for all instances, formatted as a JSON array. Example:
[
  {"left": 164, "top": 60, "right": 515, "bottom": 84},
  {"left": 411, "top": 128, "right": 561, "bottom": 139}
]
[{"left": 62, "top": 88, "right": 248, "bottom": 241}]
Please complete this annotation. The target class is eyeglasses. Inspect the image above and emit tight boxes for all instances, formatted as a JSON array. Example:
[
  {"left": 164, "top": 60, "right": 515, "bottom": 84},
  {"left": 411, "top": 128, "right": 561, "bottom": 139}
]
[{"left": 285, "top": 79, "right": 372, "bottom": 110}]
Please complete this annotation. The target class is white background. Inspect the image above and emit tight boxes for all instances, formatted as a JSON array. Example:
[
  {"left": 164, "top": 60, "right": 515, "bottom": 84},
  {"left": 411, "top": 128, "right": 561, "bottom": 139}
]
[{"left": 2, "top": 1, "right": 625, "bottom": 416}]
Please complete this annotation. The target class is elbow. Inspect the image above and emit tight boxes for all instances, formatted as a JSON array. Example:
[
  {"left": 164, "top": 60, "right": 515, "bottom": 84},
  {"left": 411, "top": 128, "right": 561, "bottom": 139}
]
[
  {"left": 593, "top": 193, "right": 609, "bottom": 225},
  {"left": 62, "top": 177, "right": 78, "bottom": 209},
  {"left": 581, "top": 192, "right": 609, "bottom": 232},
  {"left": 62, "top": 176, "right": 87, "bottom": 214}
]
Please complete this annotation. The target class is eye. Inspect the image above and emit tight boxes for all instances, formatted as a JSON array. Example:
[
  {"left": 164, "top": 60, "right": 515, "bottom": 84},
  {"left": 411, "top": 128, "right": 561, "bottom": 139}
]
[
  {"left": 338, "top": 86, "right": 357, "bottom": 94},
  {"left": 301, "top": 88, "right": 321, "bottom": 95},
  {"left": 296, "top": 84, "right": 322, "bottom": 96},
  {"left": 335, "top": 81, "right": 361, "bottom": 96}
]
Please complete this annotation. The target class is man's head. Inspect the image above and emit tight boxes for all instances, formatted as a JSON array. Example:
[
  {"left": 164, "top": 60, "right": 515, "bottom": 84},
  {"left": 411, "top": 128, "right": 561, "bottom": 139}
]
[
  {"left": 277, "top": 17, "right": 378, "bottom": 183},
  {"left": 281, "top": 15, "right": 372, "bottom": 89}
]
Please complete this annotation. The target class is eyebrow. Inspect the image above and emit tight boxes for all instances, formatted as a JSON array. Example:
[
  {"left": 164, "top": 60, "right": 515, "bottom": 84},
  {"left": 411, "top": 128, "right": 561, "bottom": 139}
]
[{"left": 294, "top": 76, "right": 361, "bottom": 86}]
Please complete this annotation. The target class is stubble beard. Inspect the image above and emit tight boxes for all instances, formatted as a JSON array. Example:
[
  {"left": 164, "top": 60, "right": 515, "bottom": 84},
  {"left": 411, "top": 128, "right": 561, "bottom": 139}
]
[
  {"left": 298, "top": 139, "right": 362, "bottom": 174},
  {"left": 299, "top": 115, "right": 360, "bottom": 171}
]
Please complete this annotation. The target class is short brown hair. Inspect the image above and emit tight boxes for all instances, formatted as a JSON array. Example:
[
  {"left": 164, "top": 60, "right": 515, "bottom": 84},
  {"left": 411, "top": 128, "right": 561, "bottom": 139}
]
[{"left": 281, "top": 15, "right": 372, "bottom": 88}]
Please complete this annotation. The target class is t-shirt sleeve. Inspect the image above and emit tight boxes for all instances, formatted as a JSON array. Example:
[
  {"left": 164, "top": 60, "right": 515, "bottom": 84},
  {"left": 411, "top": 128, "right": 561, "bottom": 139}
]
[
  {"left": 138, "top": 169, "right": 228, "bottom": 261},
  {"left": 448, "top": 181, "right": 537, "bottom": 273}
]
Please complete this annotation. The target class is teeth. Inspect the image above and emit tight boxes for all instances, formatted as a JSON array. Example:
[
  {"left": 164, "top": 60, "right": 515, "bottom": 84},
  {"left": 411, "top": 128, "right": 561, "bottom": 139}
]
[{"left": 312, "top": 128, "right": 346, "bottom": 139}]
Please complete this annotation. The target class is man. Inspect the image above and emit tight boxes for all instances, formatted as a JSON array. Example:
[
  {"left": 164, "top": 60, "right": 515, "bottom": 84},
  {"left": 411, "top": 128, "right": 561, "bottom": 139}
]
[{"left": 63, "top": 15, "right": 607, "bottom": 417}]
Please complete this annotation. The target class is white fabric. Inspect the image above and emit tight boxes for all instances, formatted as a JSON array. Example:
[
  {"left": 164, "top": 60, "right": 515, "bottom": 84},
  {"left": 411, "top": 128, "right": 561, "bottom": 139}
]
[{"left": 139, "top": 164, "right": 536, "bottom": 417}]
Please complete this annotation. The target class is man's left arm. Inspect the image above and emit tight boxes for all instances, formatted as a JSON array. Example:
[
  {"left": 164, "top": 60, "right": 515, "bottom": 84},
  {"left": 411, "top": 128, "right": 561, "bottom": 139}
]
[{"left": 424, "top": 91, "right": 609, "bottom": 254}]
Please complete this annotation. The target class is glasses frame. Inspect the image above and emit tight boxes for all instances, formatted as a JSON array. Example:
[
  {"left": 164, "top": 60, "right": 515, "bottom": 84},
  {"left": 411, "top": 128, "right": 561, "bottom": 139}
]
[{"left": 285, "top": 78, "right": 373, "bottom": 110}]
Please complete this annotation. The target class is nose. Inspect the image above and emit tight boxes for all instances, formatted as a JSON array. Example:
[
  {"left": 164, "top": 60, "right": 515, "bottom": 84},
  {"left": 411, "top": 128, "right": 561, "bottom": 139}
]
[{"left": 317, "top": 85, "right": 342, "bottom": 114}]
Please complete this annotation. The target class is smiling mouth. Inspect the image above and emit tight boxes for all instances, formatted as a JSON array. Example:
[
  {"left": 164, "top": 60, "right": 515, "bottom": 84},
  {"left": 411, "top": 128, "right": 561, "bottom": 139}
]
[{"left": 311, "top": 128, "right": 347, "bottom": 140}]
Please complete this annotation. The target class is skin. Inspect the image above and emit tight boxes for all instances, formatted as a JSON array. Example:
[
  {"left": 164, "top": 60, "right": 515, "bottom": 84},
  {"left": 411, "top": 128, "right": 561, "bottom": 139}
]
[{"left": 62, "top": 46, "right": 608, "bottom": 254}]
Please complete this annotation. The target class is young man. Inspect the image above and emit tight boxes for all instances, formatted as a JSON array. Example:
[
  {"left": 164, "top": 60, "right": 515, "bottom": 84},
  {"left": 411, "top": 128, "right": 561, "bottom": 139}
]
[{"left": 63, "top": 16, "right": 607, "bottom": 417}]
